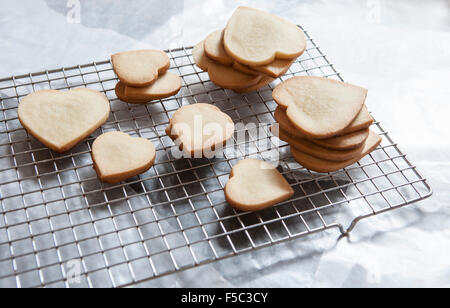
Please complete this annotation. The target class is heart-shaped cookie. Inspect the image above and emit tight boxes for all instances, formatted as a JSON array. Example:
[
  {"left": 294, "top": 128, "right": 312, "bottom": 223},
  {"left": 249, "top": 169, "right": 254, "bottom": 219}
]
[
  {"left": 273, "top": 127, "right": 365, "bottom": 162},
  {"left": 204, "top": 29, "right": 294, "bottom": 78},
  {"left": 208, "top": 61, "right": 262, "bottom": 90},
  {"left": 115, "top": 72, "right": 182, "bottom": 104},
  {"left": 223, "top": 7, "right": 306, "bottom": 66},
  {"left": 234, "top": 76, "right": 275, "bottom": 94},
  {"left": 193, "top": 41, "right": 214, "bottom": 72},
  {"left": 274, "top": 107, "right": 371, "bottom": 150},
  {"left": 193, "top": 41, "right": 262, "bottom": 89},
  {"left": 166, "top": 104, "right": 235, "bottom": 158},
  {"left": 232, "top": 62, "right": 260, "bottom": 76},
  {"left": 225, "top": 159, "right": 294, "bottom": 212},
  {"left": 291, "top": 130, "right": 382, "bottom": 173},
  {"left": 250, "top": 58, "right": 295, "bottom": 78},
  {"left": 92, "top": 131, "right": 156, "bottom": 184},
  {"left": 204, "top": 30, "right": 234, "bottom": 66},
  {"left": 18, "top": 89, "right": 110, "bottom": 153},
  {"left": 111, "top": 50, "right": 170, "bottom": 87},
  {"left": 203, "top": 30, "right": 259, "bottom": 76},
  {"left": 273, "top": 76, "right": 368, "bottom": 139}
]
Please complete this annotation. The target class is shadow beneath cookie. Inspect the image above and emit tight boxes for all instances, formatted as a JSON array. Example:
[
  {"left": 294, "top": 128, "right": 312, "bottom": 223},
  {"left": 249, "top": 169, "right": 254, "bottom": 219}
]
[
  {"left": 208, "top": 164, "right": 354, "bottom": 253},
  {"left": 209, "top": 202, "right": 309, "bottom": 253}
]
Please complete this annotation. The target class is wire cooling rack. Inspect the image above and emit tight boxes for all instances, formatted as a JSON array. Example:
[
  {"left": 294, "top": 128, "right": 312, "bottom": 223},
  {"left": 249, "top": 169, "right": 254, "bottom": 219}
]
[{"left": 0, "top": 27, "right": 432, "bottom": 288}]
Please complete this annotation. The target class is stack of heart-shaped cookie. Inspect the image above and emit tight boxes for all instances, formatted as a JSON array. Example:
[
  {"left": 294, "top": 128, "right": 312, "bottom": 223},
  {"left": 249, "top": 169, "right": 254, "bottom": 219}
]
[
  {"left": 272, "top": 76, "right": 382, "bottom": 173},
  {"left": 112, "top": 49, "right": 182, "bottom": 104},
  {"left": 193, "top": 6, "right": 306, "bottom": 93}
]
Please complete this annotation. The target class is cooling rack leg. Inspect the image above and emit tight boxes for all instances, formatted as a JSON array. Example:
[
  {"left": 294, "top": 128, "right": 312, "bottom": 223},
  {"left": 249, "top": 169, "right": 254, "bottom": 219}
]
[
  {"left": 345, "top": 216, "right": 370, "bottom": 235},
  {"left": 342, "top": 187, "right": 433, "bottom": 236},
  {"left": 326, "top": 223, "right": 348, "bottom": 237}
]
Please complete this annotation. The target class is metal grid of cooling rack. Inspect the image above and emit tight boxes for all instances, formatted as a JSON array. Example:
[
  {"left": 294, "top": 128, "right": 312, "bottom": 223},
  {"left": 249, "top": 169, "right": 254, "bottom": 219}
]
[{"left": 0, "top": 27, "right": 432, "bottom": 288}]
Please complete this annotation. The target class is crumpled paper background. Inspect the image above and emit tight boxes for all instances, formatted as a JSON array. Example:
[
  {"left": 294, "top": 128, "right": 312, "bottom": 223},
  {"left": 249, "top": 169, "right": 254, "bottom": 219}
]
[{"left": 0, "top": 0, "right": 449, "bottom": 287}]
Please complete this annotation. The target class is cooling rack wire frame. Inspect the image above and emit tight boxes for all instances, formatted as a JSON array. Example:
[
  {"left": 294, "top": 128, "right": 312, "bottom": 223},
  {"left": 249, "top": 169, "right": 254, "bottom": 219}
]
[{"left": 0, "top": 27, "right": 432, "bottom": 288}]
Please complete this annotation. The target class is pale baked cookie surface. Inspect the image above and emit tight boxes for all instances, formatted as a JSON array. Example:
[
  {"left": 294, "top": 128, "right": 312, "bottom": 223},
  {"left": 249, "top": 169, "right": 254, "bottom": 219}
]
[
  {"left": 204, "top": 30, "right": 234, "bottom": 66},
  {"left": 208, "top": 61, "right": 262, "bottom": 90},
  {"left": 291, "top": 130, "right": 382, "bottom": 173},
  {"left": 203, "top": 29, "right": 290, "bottom": 78},
  {"left": 234, "top": 76, "right": 275, "bottom": 94},
  {"left": 193, "top": 42, "right": 262, "bottom": 89},
  {"left": 251, "top": 58, "right": 295, "bottom": 78},
  {"left": 111, "top": 50, "right": 170, "bottom": 87},
  {"left": 92, "top": 131, "right": 156, "bottom": 184},
  {"left": 232, "top": 61, "right": 260, "bottom": 76},
  {"left": 276, "top": 104, "right": 373, "bottom": 134},
  {"left": 274, "top": 107, "right": 370, "bottom": 150},
  {"left": 340, "top": 105, "right": 374, "bottom": 135},
  {"left": 18, "top": 89, "right": 110, "bottom": 153},
  {"left": 273, "top": 76, "right": 367, "bottom": 139},
  {"left": 274, "top": 127, "right": 365, "bottom": 162},
  {"left": 193, "top": 41, "right": 214, "bottom": 71},
  {"left": 115, "top": 72, "right": 182, "bottom": 104},
  {"left": 311, "top": 129, "right": 370, "bottom": 151},
  {"left": 193, "top": 34, "right": 278, "bottom": 93},
  {"left": 225, "top": 159, "right": 294, "bottom": 212},
  {"left": 223, "top": 7, "right": 306, "bottom": 66},
  {"left": 166, "top": 104, "right": 235, "bottom": 157}
]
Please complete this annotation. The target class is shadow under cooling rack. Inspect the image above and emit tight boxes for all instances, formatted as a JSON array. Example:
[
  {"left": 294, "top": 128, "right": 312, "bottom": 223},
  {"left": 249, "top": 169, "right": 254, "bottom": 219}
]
[{"left": 0, "top": 27, "right": 432, "bottom": 288}]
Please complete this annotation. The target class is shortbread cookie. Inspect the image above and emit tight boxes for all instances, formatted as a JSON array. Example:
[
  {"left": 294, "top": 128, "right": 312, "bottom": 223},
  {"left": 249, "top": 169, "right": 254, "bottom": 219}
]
[
  {"left": 340, "top": 105, "right": 374, "bottom": 135},
  {"left": 193, "top": 41, "right": 214, "bottom": 71},
  {"left": 251, "top": 59, "right": 295, "bottom": 78},
  {"left": 18, "top": 89, "right": 110, "bottom": 153},
  {"left": 225, "top": 159, "right": 294, "bottom": 211},
  {"left": 274, "top": 127, "right": 365, "bottom": 162},
  {"left": 193, "top": 41, "right": 262, "bottom": 90},
  {"left": 273, "top": 76, "right": 367, "bottom": 139},
  {"left": 203, "top": 29, "right": 289, "bottom": 78},
  {"left": 208, "top": 61, "right": 262, "bottom": 90},
  {"left": 203, "top": 29, "right": 260, "bottom": 76},
  {"left": 115, "top": 72, "right": 182, "bottom": 104},
  {"left": 204, "top": 30, "right": 234, "bottom": 66},
  {"left": 313, "top": 129, "right": 369, "bottom": 151},
  {"left": 234, "top": 76, "right": 275, "bottom": 94},
  {"left": 111, "top": 50, "right": 170, "bottom": 87},
  {"left": 203, "top": 29, "right": 254, "bottom": 72},
  {"left": 234, "top": 59, "right": 294, "bottom": 79},
  {"left": 274, "top": 107, "right": 370, "bottom": 150},
  {"left": 166, "top": 104, "right": 235, "bottom": 157},
  {"left": 291, "top": 130, "right": 382, "bottom": 173},
  {"left": 223, "top": 7, "right": 306, "bottom": 66},
  {"left": 92, "top": 131, "right": 156, "bottom": 184},
  {"left": 232, "top": 62, "right": 260, "bottom": 76},
  {"left": 276, "top": 104, "right": 373, "bottom": 135}
]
